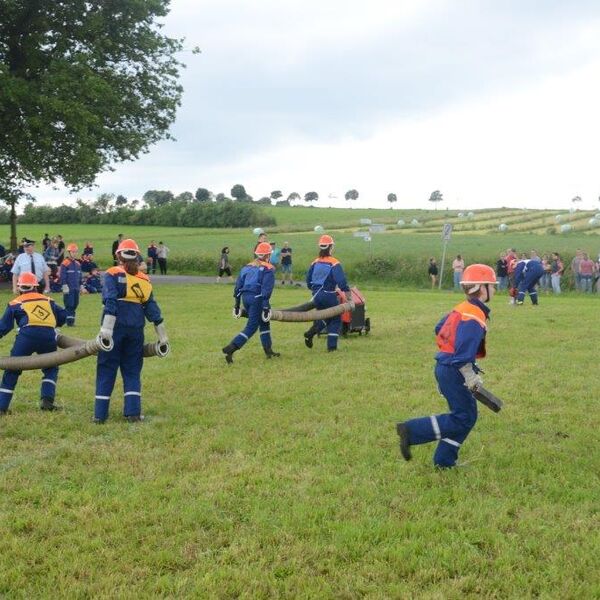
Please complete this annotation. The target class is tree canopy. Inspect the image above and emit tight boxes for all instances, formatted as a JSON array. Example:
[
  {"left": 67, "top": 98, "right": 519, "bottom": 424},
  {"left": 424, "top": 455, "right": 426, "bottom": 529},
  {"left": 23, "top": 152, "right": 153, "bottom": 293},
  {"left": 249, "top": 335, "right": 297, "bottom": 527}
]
[
  {"left": 0, "top": 0, "right": 184, "bottom": 245},
  {"left": 345, "top": 189, "right": 359, "bottom": 201},
  {"left": 387, "top": 193, "right": 397, "bottom": 204}
]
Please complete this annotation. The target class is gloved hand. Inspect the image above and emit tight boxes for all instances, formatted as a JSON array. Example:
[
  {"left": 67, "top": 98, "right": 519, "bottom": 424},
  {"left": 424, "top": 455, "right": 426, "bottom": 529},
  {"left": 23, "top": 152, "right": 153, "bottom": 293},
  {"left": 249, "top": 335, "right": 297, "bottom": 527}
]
[
  {"left": 96, "top": 314, "right": 116, "bottom": 349},
  {"left": 154, "top": 322, "right": 168, "bottom": 345},
  {"left": 261, "top": 307, "right": 272, "bottom": 322},
  {"left": 232, "top": 305, "right": 241, "bottom": 319},
  {"left": 62, "top": 284, "right": 69, "bottom": 294},
  {"left": 459, "top": 364, "right": 483, "bottom": 391}
]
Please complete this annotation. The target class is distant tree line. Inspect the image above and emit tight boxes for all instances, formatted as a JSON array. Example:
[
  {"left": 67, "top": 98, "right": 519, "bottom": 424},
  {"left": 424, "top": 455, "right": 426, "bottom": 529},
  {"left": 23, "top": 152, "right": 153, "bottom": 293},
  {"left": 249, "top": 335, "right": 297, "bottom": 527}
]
[{"left": 19, "top": 193, "right": 275, "bottom": 228}]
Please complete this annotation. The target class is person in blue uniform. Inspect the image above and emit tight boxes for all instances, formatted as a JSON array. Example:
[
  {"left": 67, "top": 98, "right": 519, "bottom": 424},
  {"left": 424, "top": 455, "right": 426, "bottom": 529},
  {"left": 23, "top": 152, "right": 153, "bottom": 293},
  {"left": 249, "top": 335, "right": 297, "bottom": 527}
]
[
  {"left": 84, "top": 268, "right": 103, "bottom": 294},
  {"left": 59, "top": 243, "right": 82, "bottom": 327},
  {"left": 222, "top": 242, "right": 279, "bottom": 364},
  {"left": 94, "top": 238, "right": 168, "bottom": 423},
  {"left": 514, "top": 256, "right": 544, "bottom": 305},
  {"left": 396, "top": 264, "right": 498, "bottom": 468},
  {"left": 303, "top": 234, "right": 351, "bottom": 352},
  {"left": 0, "top": 272, "right": 67, "bottom": 414}
]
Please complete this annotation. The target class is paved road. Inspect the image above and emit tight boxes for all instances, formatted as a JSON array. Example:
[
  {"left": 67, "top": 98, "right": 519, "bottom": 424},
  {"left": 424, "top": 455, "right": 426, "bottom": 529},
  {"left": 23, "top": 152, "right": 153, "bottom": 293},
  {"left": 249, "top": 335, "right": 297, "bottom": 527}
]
[{"left": 150, "top": 274, "right": 306, "bottom": 288}]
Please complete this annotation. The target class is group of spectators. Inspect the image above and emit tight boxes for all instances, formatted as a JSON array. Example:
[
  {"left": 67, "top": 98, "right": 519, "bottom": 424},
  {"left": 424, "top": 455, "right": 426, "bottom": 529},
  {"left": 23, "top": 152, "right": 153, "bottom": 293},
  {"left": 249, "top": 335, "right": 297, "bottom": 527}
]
[
  {"left": 0, "top": 233, "right": 172, "bottom": 293},
  {"left": 438, "top": 249, "right": 570, "bottom": 293},
  {"left": 218, "top": 235, "right": 294, "bottom": 285}
]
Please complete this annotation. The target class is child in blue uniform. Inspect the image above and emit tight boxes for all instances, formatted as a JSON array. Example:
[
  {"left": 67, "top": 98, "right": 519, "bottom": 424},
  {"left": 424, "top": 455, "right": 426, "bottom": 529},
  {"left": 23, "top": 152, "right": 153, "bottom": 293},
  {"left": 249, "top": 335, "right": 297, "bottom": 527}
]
[
  {"left": 94, "top": 238, "right": 168, "bottom": 423},
  {"left": 304, "top": 234, "right": 351, "bottom": 352},
  {"left": 84, "top": 268, "right": 103, "bottom": 294},
  {"left": 514, "top": 257, "right": 544, "bottom": 305},
  {"left": 222, "top": 242, "right": 279, "bottom": 363},
  {"left": 0, "top": 272, "right": 67, "bottom": 414},
  {"left": 396, "top": 264, "right": 497, "bottom": 468},
  {"left": 59, "top": 243, "right": 82, "bottom": 326}
]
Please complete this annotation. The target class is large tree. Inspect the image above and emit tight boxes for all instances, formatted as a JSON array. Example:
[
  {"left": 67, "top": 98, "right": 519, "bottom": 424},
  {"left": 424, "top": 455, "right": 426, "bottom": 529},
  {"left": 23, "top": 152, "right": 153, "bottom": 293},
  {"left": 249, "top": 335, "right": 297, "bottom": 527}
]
[
  {"left": 345, "top": 189, "right": 359, "bottom": 201},
  {"left": 304, "top": 191, "right": 319, "bottom": 203},
  {"left": 428, "top": 190, "right": 443, "bottom": 209},
  {"left": 0, "top": 0, "right": 184, "bottom": 248}
]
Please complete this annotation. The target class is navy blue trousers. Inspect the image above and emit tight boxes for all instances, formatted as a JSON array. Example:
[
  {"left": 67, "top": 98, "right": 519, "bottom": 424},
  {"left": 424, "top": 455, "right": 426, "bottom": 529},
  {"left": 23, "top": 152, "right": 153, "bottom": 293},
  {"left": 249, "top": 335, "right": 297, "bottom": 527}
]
[
  {"left": 0, "top": 331, "right": 58, "bottom": 411},
  {"left": 404, "top": 363, "right": 478, "bottom": 467},
  {"left": 517, "top": 275, "right": 541, "bottom": 304},
  {"left": 63, "top": 290, "right": 80, "bottom": 325},
  {"left": 312, "top": 290, "right": 341, "bottom": 350},
  {"left": 94, "top": 326, "right": 144, "bottom": 420},
  {"left": 231, "top": 293, "right": 272, "bottom": 351}
]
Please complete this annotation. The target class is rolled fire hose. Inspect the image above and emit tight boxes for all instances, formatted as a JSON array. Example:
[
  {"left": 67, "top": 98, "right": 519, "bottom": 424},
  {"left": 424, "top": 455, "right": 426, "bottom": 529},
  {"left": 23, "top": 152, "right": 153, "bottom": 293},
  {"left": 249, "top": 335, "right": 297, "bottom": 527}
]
[{"left": 0, "top": 334, "right": 170, "bottom": 372}]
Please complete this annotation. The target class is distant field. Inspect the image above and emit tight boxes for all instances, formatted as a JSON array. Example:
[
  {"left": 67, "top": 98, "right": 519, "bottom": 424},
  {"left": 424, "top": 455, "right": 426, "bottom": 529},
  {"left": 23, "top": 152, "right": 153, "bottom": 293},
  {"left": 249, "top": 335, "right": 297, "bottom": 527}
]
[
  {"left": 8, "top": 206, "right": 600, "bottom": 286},
  {"left": 1, "top": 285, "right": 599, "bottom": 596}
]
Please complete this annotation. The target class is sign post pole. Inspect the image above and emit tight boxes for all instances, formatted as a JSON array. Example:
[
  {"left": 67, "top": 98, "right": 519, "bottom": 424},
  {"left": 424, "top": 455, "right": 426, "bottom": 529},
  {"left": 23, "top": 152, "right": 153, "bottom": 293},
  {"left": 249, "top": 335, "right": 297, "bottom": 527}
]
[{"left": 439, "top": 223, "right": 453, "bottom": 290}]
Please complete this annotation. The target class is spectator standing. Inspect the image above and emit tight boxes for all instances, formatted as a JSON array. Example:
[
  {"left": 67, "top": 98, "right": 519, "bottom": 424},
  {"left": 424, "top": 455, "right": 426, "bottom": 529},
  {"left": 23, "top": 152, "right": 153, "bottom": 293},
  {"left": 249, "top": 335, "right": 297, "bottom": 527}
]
[
  {"left": 217, "top": 247, "right": 234, "bottom": 282},
  {"left": 82, "top": 242, "right": 94, "bottom": 256},
  {"left": 111, "top": 234, "right": 124, "bottom": 265},
  {"left": 550, "top": 252, "right": 564, "bottom": 294},
  {"left": 579, "top": 253, "right": 595, "bottom": 293},
  {"left": 530, "top": 250, "right": 542, "bottom": 263},
  {"left": 0, "top": 243, "right": 5, "bottom": 258},
  {"left": 157, "top": 241, "right": 169, "bottom": 275},
  {"left": 451, "top": 254, "right": 465, "bottom": 291},
  {"left": 42, "top": 233, "right": 51, "bottom": 251},
  {"left": 10, "top": 239, "right": 50, "bottom": 294},
  {"left": 428, "top": 258, "right": 438, "bottom": 289},
  {"left": 147, "top": 241, "right": 158, "bottom": 275},
  {"left": 496, "top": 253, "right": 508, "bottom": 290},
  {"left": 56, "top": 235, "right": 65, "bottom": 265},
  {"left": 43, "top": 239, "right": 60, "bottom": 277},
  {"left": 270, "top": 242, "right": 281, "bottom": 273},
  {"left": 540, "top": 254, "right": 552, "bottom": 292},
  {"left": 280, "top": 241, "right": 293, "bottom": 285},
  {"left": 571, "top": 249, "right": 583, "bottom": 291},
  {"left": 254, "top": 232, "right": 268, "bottom": 251}
]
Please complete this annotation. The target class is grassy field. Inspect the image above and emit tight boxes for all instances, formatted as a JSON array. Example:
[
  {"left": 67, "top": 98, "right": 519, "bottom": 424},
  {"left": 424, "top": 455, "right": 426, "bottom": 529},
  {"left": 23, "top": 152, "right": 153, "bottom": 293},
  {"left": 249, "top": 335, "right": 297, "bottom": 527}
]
[
  {"left": 9, "top": 206, "right": 600, "bottom": 287},
  {"left": 1, "top": 283, "right": 599, "bottom": 597}
]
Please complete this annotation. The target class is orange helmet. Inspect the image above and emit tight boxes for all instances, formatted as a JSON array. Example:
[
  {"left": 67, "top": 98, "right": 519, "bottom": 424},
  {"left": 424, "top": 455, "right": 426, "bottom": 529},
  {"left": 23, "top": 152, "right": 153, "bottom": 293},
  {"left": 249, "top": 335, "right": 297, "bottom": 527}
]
[
  {"left": 67, "top": 243, "right": 78, "bottom": 253},
  {"left": 17, "top": 272, "right": 38, "bottom": 289},
  {"left": 318, "top": 234, "right": 334, "bottom": 248},
  {"left": 116, "top": 238, "right": 140, "bottom": 260},
  {"left": 460, "top": 264, "right": 497, "bottom": 292},
  {"left": 255, "top": 242, "right": 272, "bottom": 257}
]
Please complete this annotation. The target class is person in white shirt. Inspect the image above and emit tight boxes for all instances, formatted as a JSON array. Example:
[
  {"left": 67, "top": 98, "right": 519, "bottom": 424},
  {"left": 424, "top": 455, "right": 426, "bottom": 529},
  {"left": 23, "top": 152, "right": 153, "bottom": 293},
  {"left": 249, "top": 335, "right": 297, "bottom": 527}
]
[
  {"left": 10, "top": 239, "right": 50, "bottom": 294},
  {"left": 156, "top": 242, "right": 170, "bottom": 275}
]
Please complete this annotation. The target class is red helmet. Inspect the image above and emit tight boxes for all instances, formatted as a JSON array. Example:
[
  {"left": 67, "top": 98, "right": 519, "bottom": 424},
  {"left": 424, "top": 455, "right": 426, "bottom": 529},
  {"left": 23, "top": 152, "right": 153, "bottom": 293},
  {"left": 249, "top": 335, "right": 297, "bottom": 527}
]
[
  {"left": 255, "top": 242, "right": 272, "bottom": 257},
  {"left": 116, "top": 238, "right": 140, "bottom": 260},
  {"left": 18, "top": 272, "right": 38, "bottom": 289},
  {"left": 318, "top": 234, "right": 334, "bottom": 248},
  {"left": 67, "top": 243, "right": 78, "bottom": 253},
  {"left": 460, "top": 264, "right": 497, "bottom": 292}
]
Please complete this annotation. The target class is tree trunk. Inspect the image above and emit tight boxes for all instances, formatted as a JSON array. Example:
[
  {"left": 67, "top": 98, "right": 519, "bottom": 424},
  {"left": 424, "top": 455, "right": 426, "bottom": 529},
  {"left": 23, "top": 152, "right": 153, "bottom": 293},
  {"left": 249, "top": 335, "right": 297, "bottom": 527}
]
[{"left": 9, "top": 200, "right": 17, "bottom": 251}]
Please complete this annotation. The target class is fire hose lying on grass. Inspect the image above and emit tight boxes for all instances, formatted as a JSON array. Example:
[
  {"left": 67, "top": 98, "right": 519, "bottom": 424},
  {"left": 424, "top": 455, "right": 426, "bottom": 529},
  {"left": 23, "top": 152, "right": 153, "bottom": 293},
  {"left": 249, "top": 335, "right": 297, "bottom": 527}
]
[{"left": 0, "top": 334, "right": 170, "bottom": 371}]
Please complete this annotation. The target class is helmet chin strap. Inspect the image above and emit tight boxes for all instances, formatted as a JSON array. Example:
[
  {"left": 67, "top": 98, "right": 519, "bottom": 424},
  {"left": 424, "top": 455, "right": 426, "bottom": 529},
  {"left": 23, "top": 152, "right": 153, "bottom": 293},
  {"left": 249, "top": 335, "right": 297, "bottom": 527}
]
[{"left": 483, "top": 284, "right": 491, "bottom": 303}]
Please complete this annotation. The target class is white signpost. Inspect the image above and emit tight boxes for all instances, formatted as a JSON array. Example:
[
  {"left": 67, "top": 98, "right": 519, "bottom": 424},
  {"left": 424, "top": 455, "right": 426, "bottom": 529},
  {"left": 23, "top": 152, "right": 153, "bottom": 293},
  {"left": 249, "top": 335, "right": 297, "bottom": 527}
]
[{"left": 439, "top": 223, "right": 453, "bottom": 290}]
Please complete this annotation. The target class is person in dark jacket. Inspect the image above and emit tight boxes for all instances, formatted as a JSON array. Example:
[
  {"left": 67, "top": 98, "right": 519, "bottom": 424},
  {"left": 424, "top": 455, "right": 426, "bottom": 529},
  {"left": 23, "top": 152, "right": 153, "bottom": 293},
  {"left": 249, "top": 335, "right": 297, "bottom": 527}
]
[
  {"left": 0, "top": 272, "right": 67, "bottom": 414},
  {"left": 59, "top": 243, "right": 82, "bottom": 326},
  {"left": 94, "top": 238, "right": 168, "bottom": 423},
  {"left": 303, "top": 235, "right": 351, "bottom": 352},
  {"left": 396, "top": 264, "right": 498, "bottom": 468},
  {"left": 514, "top": 257, "right": 544, "bottom": 305},
  {"left": 222, "top": 242, "right": 278, "bottom": 364}
]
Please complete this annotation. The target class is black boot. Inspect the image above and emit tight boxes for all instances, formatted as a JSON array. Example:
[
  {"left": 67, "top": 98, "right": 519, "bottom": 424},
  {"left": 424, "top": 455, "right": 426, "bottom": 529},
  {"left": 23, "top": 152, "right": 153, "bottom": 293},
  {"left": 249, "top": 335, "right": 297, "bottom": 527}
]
[
  {"left": 396, "top": 422, "right": 412, "bottom": 461},
  {"left": 125, "top": 415, "right": 144, "bottom": 423},
  {"left": 222, "top": 343, "right": 239, "bottom": 364},
  {"left": 304, "top": 325, "right": 317, "bottom": 349},
  {"left": 264, "top": 347, "right": 281, "bottom": 359},
  {"left": 0, "top": 409, "right": 10, "bottom": 416},
  {"left": 40, "top": 397, "right": 62, "bottom": 411}
]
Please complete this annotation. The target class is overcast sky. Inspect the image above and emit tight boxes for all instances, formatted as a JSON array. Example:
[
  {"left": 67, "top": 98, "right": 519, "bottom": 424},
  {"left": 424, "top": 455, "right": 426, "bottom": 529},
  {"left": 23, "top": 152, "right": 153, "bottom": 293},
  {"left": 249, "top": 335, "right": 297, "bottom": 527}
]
[{"left": 34, "top": 0, "right": 600, "bottom": 210}]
